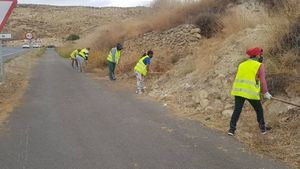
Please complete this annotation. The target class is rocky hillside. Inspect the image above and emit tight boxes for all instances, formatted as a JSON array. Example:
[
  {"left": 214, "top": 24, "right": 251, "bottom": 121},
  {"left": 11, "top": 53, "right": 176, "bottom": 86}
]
[{"left": 120, "top": 24, "right": 202, "bottom": 73}]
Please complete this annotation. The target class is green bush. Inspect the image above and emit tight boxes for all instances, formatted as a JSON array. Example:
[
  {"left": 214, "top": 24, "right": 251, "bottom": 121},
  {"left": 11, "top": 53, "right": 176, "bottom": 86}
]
[{"left": 66, "top": 34, "right": 80, "bottom": 41}]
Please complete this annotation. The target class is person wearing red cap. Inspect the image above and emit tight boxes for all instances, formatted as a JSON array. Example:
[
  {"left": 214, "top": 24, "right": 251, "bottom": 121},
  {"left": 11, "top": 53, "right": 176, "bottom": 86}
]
[{"left": 228, "top": 47, "right": 272, "bottom": 136}]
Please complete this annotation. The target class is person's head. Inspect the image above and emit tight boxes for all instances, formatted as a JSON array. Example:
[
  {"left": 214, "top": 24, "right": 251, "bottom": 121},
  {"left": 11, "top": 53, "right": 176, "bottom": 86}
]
[
  {"left": 87, "top": 48, "right": 90, "bottom": 51},
  {"left": 246, "top": 47, "right": 263, "bottom": 62},
  {"left": 147, "top": 50, "right": 154, "bottom": 58},
  {"left": 116, "top": 43, "right": 123, "bottom": 51},
  {"left": 77, "top": 49, "right": 81, "bottom": 51}
]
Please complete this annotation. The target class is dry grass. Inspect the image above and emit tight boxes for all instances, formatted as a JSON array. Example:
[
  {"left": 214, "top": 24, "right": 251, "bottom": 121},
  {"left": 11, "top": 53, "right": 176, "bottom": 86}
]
[
  {"left": 56, "top": 46, "right": 75, "bottom": 58},
  {"left": 0, "top": 49, "right": 44, "bottom": 130}
]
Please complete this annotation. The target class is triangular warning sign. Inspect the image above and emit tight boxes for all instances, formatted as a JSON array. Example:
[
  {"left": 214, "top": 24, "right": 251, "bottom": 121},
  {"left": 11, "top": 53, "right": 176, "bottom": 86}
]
[{"left": 0, "top": 0, "right": 17, "bottom": 32}]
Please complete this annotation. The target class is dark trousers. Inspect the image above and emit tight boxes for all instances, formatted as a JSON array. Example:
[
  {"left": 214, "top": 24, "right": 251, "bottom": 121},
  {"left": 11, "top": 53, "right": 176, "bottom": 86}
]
[
  {"left": 230, "top": 96, "right": 265, "bottom": 131},
  {"left": 108, "top": 61, "right": 116, "bottom": 80}
]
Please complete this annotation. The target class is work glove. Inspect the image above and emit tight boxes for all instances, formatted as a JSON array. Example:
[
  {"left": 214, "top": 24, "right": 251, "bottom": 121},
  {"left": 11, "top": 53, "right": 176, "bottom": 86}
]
[{"left": 264, "top": 92, "right": 272, "bottom": 100}]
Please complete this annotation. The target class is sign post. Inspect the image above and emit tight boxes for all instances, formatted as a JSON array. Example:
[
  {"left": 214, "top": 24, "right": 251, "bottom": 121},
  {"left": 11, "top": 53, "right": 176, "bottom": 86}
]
[{"left": 0, "top": 0, "right": 17, "bottom": 83}]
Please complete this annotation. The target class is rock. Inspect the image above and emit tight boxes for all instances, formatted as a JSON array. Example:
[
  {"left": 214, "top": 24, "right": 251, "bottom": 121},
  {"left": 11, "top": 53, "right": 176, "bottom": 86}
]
[
  {"left": 183, "top": 83, "right": 193, "bottom": 91},
  {"left": 225, "top": 104, "right": 233, "bottom": 110},
  {"left": 267, "top": 101, "right": 290, "bottom": 114},
  {"left": 192, "top": 95, "right": 201, "bottom": 104},
  {"left": 200, "top": 99, "right": 209, "bottom": 108},
  {"left": 222, "top": 110, "right": 233, "bottom": 117},
  {"left": 213, "top": 100, "right": 224, "bottom": 112},
  {"left": 190, "top": 28, "right": 201, "bottom": 34},
  {"left": 195, "top": 34, "right": 202, "bottom": 39},
  {"left": 205, "top": 106, "right": 214, "bottom": 113},
  {"left": 198, "top": 90, "right": 209, "bottom": 99}
]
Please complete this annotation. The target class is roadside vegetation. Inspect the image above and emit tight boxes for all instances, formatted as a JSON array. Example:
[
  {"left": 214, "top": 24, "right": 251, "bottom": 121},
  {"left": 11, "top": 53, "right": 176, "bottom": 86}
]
[{"left": 0, "top": 49, "right": 45, "bottom": 129}]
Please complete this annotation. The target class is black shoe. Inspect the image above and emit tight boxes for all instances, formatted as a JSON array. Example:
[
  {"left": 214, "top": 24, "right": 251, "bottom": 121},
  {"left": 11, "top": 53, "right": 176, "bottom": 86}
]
[
  {"left": 261, "top": 129, "right": 267, "bottom": 135},
  {"left": 260, "top": 126, "right": 272, "bottom": 135},
  {"left": 228, "top": 129, "right": 235, "bottom": 136}
]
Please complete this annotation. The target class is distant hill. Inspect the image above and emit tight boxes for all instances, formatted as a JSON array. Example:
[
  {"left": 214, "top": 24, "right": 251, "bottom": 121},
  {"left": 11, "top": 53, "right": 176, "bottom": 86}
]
[{"left": 4, "top": 4, "right": 148, "bottom": 40}]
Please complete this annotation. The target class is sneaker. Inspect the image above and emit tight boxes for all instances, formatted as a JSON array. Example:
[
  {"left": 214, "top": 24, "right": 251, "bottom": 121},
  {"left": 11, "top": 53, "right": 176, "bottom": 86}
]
[
  {"left": 136, "top": 90, "right": 142, "bottom": 95},
  {"left": 228, "top": 129, "right": 235, "bottom": 136},
  {"left": 261, "top": 126, "right": 272, "bottom": 135},
  {"left": 261, "top": 129, "right": 267, "bottom": 135}
]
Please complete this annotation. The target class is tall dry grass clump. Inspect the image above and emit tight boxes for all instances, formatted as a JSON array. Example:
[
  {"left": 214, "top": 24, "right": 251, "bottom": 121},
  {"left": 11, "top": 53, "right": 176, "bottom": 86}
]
[
  {"left": 261, "top": 0, "right": 300, "bottom": 96},
  {"left": 266, "top": 16, "right": 300, "bottom": 96},
  {"left": 257, "top": 0, "right": 290, "bottom": 12}
]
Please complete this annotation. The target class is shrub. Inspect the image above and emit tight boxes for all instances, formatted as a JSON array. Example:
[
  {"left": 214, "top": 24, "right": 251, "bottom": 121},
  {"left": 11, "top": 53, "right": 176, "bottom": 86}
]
[
  {"left": 257, "top": 0, "right": 289, "bottom": 11},
  {"left": 193, "top": 13, "right": 224, "bottom": 38},
  {"left": 66, "top": 34, "right": 80, "bottom": 41},
  {"left": 270, "top": 17, "right": 300, "bottom": 56}
]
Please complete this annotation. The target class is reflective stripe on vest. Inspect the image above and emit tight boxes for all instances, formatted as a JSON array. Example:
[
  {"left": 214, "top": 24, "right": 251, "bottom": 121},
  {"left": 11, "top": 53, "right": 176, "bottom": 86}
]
[
  {"left": 231, "top": 59, "right": 262, "bottom": 100},
  {"left": 107, "top": 47, "right": 121, "bottom": 64},
  {"left": 70, "top": 50, "right": 79, "bottom": 59},
  {"left": 134, "top": 55, "right": 150, "bottom": 76}
]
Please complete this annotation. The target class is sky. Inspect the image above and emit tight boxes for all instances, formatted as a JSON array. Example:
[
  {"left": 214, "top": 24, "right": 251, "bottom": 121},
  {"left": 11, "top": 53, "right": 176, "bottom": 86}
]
[{"left": 18, "top": 0, "right": 153, "bottom": 7}]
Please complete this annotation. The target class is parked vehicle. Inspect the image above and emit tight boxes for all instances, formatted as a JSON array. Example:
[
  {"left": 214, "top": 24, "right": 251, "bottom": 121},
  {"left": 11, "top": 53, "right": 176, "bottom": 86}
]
[
  {"left": 22, "top": 44, "right": 30, "bottom": 48},
  {"left": 47, "top": 45, "right": 56, "bottom": 48},
  {"left": 32, "top": 43, "right": 41, "bottom": 48}
]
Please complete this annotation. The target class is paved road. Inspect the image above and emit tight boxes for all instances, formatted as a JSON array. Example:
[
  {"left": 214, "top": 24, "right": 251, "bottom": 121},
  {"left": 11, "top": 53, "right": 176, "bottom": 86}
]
[
  {"left": 0, "top": 47, "right": 25, "bottom": 62},
  {"left": 0, "top": 49, "right": 289, "bottom": 169}
]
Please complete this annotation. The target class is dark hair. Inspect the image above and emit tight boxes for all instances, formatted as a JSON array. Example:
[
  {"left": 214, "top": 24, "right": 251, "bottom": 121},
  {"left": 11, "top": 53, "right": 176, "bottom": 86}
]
[
  {"left": 147, "top": 50, "right": 153, "bottom": 55},
  {"left": 116, "top": 43, "right": 123, "bottom": 50}
]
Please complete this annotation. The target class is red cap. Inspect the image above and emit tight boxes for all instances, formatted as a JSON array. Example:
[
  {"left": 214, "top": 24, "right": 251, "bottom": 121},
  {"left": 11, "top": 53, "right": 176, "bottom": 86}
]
[{"left": 246, "top": 47, "right": 263, "bottom": 57}]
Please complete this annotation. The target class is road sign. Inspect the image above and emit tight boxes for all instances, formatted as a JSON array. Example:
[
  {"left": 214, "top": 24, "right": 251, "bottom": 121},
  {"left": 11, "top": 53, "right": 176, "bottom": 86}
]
[
  {"left": 0, "top": 0, "right": 17, "bottom": 32},
  {"left": 25, "top": 32, "right": 33, "bottom": 40},
  {"left": 0, "top": 33, "right": 11, "bottom": 39}
]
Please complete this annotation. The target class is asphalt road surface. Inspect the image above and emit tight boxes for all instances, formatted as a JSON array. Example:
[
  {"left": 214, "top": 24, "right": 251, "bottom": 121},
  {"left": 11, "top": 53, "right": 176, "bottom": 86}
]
[
  {"left": 0, "top": 49, "right": 289, "bottom": 169},
  {"left": 0, "top": 47, "right": 25, "bottom": 62}
]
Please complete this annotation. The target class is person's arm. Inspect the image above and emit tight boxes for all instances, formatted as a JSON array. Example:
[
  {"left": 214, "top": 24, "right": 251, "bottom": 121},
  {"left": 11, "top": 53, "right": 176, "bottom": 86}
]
[
  {"left": 257, "top": 64, "right": 268, "bottom": 94},
  {"left": 111, "top": 48, "right": 117, "bottom": 63},
  {"left": 145, "top": 58, "right": 153, "bottom": 73}
]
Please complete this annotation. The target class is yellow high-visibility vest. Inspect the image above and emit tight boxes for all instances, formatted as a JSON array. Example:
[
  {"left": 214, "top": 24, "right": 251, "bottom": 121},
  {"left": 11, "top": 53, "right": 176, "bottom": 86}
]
[
  {"left": 107, "top": 47, "right": 121, "bottom": 64},
  {"left": 134, "top": 55, "right": 150, "bottom": 76},
  {"left": 70, "top": 49, "right": 79, "bottom": 59},
  {"left": 231, "top": 59, "right": 262, "bottom": 100},
  {"left": 79, "top": 48, "right": 89, "bottom": 59}
]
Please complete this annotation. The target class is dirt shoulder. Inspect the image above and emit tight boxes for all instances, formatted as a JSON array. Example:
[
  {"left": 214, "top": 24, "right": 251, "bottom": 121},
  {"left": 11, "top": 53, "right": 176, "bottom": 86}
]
[{"left": 0, "top": 49, "right": 44, "bottom": 130}]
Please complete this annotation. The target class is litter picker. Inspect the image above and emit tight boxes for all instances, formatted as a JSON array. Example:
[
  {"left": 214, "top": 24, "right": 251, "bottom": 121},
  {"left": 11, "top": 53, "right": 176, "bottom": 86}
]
[{"left": 272, "top": 97, "right": 300, "bottom": 108}]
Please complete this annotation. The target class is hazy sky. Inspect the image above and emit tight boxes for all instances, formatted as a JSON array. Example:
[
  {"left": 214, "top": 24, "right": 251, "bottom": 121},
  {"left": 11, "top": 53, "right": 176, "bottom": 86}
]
[{"left": 18, "top": 0, "right": 153, "bottom": 7}]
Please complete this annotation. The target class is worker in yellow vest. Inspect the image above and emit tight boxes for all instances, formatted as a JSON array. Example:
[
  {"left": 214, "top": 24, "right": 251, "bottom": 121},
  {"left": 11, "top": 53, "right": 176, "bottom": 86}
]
[
  {"left": 107, "top": 43, "right": 123, "bottom": 80},
  {"left": 70, "top": 49, "right": 80, "bottom": 68},
  {"left": 76, "top": 48, "right": 90, "bottom": 72},
  {"left": 228, "top": 47, "right": 272, "bottom": 136},
  {"left": 134, "top": 50, "right": 154, "bottom": 94}
]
